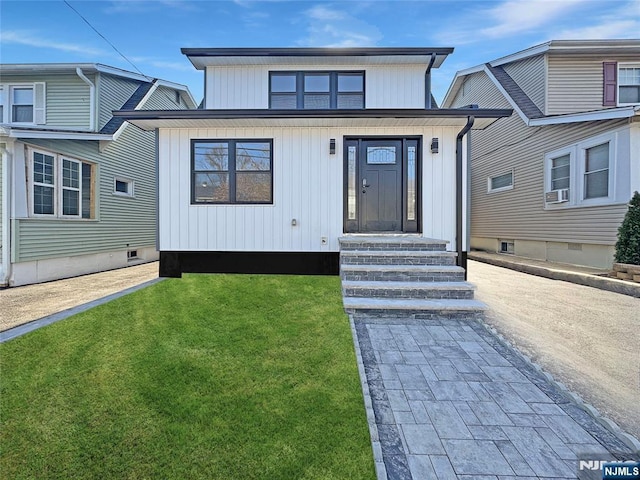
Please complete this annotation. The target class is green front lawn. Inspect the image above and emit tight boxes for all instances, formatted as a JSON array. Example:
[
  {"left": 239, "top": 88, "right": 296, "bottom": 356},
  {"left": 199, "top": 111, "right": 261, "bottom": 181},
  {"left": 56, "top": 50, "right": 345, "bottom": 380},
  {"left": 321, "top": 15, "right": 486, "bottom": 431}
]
[{"left": 0, "top": 275, "right": 374, "bottom": 479}]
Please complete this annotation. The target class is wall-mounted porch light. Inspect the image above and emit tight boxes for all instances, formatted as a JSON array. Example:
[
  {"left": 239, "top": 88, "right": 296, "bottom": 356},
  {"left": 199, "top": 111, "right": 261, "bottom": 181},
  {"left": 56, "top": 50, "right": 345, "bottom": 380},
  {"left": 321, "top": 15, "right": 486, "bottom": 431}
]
[
  {"left": 430, "top": 138, "right": 439, "bottom": 154},
  {"left": 329, "top": 139, "right": 336, "bottom": 154}
]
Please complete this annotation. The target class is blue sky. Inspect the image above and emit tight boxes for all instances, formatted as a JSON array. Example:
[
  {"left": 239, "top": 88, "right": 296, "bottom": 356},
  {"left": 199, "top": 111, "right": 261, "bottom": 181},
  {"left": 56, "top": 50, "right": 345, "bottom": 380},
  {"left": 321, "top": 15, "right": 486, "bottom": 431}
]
[{"left": 1, "top": 0, "right": 639, "bottom": 104}]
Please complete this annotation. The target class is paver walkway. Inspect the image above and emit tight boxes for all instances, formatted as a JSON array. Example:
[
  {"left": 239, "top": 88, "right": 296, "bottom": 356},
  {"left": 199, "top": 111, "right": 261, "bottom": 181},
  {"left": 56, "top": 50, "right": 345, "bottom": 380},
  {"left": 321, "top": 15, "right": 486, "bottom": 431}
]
[{"left": 351, "top": 316, "right": 638, "bottom": 480}]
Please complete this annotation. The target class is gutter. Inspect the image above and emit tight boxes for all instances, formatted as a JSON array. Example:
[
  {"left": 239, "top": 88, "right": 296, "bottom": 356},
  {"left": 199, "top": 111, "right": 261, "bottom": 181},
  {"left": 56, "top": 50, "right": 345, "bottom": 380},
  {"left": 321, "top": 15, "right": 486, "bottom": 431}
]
[
  {"left": 76, "top": 67, "right": 96, "bottom": 131},
  {"left": 456, "top": 116, "right": 475, "bottom": 279},
  {"left": 425, "top": 53, "right": 437, "bottom": 109},
  {"left": 0, "top": 143, "right": 11, "bottom": 286}
]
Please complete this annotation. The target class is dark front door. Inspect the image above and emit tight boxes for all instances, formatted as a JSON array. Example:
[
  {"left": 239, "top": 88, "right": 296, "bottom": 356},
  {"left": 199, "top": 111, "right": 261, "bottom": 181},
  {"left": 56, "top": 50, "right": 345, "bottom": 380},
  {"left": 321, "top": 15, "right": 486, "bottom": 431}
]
[
  {"left": 360, "top": 139, "right": 402, "bottom": 231},
  {"left": 344, "top": 137, "right": 420, "bottom": 234}
]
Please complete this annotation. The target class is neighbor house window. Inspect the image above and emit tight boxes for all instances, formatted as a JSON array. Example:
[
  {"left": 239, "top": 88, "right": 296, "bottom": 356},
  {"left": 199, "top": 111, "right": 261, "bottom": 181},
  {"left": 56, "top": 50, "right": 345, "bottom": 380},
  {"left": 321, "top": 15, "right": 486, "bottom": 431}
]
[
  {"left": 544, "top": 133, "right": 615, "bottom": 208},
  {"left": 30, "top": 148, "right": 95, "bottom": 218},
  {"left": 0, "top": 82, "right": 45, "bottom": 124},
  {"left": 487, "top": 171, "right": 513, "bottom": 193},
  {"left": 113, "top": 177, "right": 134, "bottom": 197},
  {"left": 618, "top": 64, "right": 640, "bottom": 105},
  {"left": 583, "top": 142, "right": 609, "bottom": 199},
  {"left": 11, "top": 86, "right": 34, "bottom": 123},
  {"left": 269, "top": 71, "right": 364, "bottom": 110},
  {"left": 192, "top": 139, "right": 272, "bottom": 204}
]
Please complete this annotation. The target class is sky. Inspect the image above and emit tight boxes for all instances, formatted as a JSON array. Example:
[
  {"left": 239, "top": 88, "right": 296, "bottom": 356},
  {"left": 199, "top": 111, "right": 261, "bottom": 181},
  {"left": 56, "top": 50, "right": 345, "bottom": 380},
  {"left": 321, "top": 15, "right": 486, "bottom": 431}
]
[{"left": 1, "top": 0, "right": 639, "bottom": 104}]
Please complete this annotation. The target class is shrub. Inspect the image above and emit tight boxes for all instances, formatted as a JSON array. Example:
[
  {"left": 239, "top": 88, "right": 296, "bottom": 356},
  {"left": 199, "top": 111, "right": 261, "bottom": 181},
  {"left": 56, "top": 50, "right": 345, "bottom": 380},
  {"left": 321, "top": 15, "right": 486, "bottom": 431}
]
[{"left": 614, "top": 191, "right": 640, "bottom": 265}]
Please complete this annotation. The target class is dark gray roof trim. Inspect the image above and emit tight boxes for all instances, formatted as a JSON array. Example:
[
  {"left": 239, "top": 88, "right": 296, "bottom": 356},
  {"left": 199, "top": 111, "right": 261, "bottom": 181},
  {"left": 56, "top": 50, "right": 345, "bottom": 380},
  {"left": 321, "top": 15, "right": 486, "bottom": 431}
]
[
  {"left": 100, "top": 81, "right": 155, "bottom": 134},
  {"left": 486, "top": 64, "right": 544, "bottom": 119},
  {"left": 113, "top": 107, "right": 513, "bottom": 121},
  {"left": 181, "top": 47, "right": 454, "bottom": 57}
]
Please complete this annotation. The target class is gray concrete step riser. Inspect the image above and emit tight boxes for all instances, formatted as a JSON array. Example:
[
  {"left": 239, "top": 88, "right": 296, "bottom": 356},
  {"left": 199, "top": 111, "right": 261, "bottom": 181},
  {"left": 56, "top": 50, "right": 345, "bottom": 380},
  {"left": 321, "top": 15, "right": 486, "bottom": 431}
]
[
  {"left": 340, "top": 255, "right": 456, "bottom": 266},
  {"left": 341, "top": 272, "right": 465, "bottom": 282},
  {"left": 339, "top": 243, "right": 447, "bottom": 252},
  {"left": 348, "top": 310, "right": 484, "bottom": 320},
  {"left": 343, "top": 288, "right": 475, "bottom": 299}
]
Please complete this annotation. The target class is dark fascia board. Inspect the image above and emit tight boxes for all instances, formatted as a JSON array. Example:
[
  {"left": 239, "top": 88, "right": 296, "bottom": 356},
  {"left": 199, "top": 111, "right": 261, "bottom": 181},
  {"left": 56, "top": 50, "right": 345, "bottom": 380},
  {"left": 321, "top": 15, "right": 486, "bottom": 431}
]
[
  {"left": 113, "top": 108, "right": 512, "bottom": 121},
  {"left": 181, "top": 47, "right": 455, "bottom": 57}
]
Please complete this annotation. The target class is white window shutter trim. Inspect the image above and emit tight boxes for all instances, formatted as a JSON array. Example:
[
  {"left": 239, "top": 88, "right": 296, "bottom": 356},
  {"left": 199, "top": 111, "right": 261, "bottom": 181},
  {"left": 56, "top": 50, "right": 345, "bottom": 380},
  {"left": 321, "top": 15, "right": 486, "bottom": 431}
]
[{"left": 34, "top": 82, "right": 46, "bottom": 124}]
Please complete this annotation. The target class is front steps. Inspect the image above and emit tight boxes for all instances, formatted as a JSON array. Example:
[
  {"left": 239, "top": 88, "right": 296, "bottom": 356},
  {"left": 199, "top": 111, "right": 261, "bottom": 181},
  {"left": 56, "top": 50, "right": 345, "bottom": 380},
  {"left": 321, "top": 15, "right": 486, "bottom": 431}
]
[{"left": 339, "top": 236, "right": 487, "bottom": 319}]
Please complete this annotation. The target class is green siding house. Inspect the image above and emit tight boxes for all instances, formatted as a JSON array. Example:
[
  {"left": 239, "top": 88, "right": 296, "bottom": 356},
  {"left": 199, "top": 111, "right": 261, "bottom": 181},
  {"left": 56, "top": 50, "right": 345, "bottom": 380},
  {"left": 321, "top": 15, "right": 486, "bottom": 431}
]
[{"left": 0, "top": 64, "right": 196, "bottom": 286}]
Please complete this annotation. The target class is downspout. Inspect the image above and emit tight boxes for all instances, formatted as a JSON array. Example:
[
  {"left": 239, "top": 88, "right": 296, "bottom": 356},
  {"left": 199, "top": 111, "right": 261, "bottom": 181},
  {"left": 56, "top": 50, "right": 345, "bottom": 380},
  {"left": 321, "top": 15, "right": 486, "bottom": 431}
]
[
  {"left": 425, "top": 53, "right": 437, "bottom": 109},
  {"left": 0, "top": 143, "right": 12, "bottom": 286},
  {"left": 76, "top": 67, "right": 95, "bottom": 131},
  {"left": 456, "top": 116, "right": 474, "bottom": 280}
]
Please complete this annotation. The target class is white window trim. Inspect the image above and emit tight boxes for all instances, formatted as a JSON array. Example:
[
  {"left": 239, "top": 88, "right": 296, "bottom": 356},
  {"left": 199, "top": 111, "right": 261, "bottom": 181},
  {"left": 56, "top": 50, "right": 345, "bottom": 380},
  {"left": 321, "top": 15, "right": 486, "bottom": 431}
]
[
  {"left": 7, "top": 84, "right": 35, "bottom": 125},
  {"left": 113, "top": 177, "right": 135, "bottom": 197},
  {"left": 60, "top": 157, "right": 83, "bottom": 218},
  {"left": 28, "top": 147, "right": 94, "bottom": 219},
  {"left": 487, "top": 170, "right": 514, "bottom": 193},
  {"left": 618, "top": 62, "right": 640, "bottom": 107},
  {"left": 544, "top": 132, "right": 617, "bottom": 210},
  {"left": 30, "top": 148, "right": 57, "bottom": 217}
]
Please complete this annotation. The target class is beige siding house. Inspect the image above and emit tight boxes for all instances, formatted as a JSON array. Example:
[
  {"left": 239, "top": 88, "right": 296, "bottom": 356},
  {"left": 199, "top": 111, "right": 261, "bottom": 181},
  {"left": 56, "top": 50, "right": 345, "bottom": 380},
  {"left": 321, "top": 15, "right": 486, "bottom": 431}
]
[
  {"left": 0, "top": 64, "right": 196, "bottom": 286},
  {"left": 442, "top": 40, "right": 640, "bottom": 269}
]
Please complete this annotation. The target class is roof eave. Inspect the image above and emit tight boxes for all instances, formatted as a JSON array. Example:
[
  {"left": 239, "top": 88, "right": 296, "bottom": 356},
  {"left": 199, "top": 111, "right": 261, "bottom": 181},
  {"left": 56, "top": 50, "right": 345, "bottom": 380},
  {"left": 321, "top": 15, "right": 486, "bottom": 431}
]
[{"left": 113, "top": 107, "right": 512, "bottom": 121}]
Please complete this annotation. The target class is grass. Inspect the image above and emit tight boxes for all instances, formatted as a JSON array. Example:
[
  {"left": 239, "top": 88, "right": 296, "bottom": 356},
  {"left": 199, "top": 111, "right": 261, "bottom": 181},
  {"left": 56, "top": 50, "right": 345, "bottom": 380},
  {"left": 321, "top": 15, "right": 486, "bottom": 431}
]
[{"left": 0, "top": 274, "right": 375, "bottom": 479}]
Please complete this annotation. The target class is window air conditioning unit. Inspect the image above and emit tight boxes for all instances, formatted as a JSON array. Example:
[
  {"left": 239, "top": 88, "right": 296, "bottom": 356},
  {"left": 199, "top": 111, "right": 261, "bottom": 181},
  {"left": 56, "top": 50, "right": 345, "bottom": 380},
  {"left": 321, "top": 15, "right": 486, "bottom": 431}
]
[{"left": 545, "top": 188, "right": 569, "bottom": 204}]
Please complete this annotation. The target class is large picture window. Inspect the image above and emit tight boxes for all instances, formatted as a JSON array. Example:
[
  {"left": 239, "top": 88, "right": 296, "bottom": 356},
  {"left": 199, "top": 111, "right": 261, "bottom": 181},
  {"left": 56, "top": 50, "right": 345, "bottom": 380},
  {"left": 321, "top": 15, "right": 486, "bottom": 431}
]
[
  {"left": 30, "top": 148, "right": 95, "bottom": 218},
  {"left": 192, "top": 139, "right": 273, "bottom": 204},
  {"left": 269, "top": 71, "right": 364, "bottom": 110}
]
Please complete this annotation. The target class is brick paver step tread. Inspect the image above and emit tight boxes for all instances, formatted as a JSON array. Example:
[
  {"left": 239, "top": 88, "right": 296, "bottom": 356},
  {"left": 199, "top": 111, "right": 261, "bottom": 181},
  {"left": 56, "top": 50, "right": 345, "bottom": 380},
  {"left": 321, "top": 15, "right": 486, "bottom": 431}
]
[
  {"left": 343, "top": 297, "right": 488, "bottom": 311},
  {"left": 341, "top": 264, "right": 465, "bottom": 273},
  {"left": 342, "top": 280, "right": 477, "bottom": 290}
]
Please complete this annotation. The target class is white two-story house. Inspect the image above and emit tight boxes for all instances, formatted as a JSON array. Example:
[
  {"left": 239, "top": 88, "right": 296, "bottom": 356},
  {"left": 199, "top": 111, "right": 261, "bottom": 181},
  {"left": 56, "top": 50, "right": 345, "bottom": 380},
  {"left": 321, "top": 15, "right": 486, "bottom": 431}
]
[
  {"left": 0, "top": 64, "right": 196, "bottom": 286},
  {"left": 115, "top": 47, "right": 511, "bottom": 277}
]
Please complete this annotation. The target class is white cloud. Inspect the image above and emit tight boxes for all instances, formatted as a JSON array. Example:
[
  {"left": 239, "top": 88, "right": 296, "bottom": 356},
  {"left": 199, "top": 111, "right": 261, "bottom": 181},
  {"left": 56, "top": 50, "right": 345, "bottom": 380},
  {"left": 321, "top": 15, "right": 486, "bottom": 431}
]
[
  {"left": 479, "top": 0, "right": 587, "bottom": 38},
  {"left": 298, "top": 3, "right": 381, "bottom": 47},
  {"left": 555, "top": 0, "right": 640, "bottom": 39},
  {"left": 556, "top": 19, "right": 640, "bottom": 39},
  {"left": 0, "top": 30, "right": 107, "bottom": 56},
  {"left": 434, "top": 0, "right": 592, "bottom": 45},
  {"left": 306, "top": 5, "right": 346, "bottom": 21}
]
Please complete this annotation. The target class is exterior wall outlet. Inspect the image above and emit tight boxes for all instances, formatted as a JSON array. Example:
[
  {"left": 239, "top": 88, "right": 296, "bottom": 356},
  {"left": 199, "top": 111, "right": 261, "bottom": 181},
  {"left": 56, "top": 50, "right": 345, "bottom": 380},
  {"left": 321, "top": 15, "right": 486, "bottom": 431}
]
[{"left": 321, "top": 236, "right": 328, "bottom": 245}]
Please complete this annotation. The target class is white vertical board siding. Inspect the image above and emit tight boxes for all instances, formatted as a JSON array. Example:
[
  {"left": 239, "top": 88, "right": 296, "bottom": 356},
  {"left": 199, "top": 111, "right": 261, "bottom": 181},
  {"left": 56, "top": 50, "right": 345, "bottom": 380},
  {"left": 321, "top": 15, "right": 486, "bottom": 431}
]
[
  {"left": 158, "top": 126, "right": 459, "bottom": 252},
  {"left": 365, "top": 66, "right": 426, "bottom": 108},
  {"left": 205, "top": 65, "right": 426, "bottom": 109}
]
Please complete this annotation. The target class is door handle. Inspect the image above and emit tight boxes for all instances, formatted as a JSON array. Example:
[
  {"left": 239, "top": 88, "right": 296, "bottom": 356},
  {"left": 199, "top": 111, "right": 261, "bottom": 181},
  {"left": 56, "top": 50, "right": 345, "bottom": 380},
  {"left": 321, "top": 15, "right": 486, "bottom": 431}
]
[{"left": 362, "top": 178, "right": 371, "bottom": 188}]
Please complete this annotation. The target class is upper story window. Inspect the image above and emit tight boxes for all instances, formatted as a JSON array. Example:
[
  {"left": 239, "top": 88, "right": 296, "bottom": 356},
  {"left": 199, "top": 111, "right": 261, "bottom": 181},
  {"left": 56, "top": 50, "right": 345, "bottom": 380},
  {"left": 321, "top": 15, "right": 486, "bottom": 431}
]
[
  {"left": 618, "top": 64, "right": 640, "bottom": 105},
  {"left": 0, "top": 82, "right": 46, "bottom": 125},
  {"left": 269, "top": 71, "right": 364, "bottom": 110},
  {"left": 192, "top": 139, "right": 273, "bottom": 204},
  {"left": 29, "top": 148, "right": 95, "bottom": 218}
]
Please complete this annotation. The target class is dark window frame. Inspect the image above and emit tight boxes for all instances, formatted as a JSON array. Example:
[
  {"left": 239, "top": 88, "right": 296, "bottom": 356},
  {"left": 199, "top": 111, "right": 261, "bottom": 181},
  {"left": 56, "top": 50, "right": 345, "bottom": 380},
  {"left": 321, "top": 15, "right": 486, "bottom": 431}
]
[
  {"left": 269, "top": 71, "right": 365, "bottom": 110},
  {"left": 191, "top": 138, "right": 274, "bottom": 205}
]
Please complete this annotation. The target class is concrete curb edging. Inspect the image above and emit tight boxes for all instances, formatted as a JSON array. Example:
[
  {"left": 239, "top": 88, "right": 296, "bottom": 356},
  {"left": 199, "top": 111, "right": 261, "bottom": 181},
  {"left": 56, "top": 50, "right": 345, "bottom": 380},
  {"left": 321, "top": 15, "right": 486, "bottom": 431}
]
[
  {"left": 350, "top": 316, "right": 388, "bottom": 480},
  {"left": 0, "top": 278, "right": 165, "bottom": 343},
  {"left": 476, "top": 318, "right": 640, "bottom": 453},
  {"left": 468, "top": 253, "right": 640, "bottom": 299}
]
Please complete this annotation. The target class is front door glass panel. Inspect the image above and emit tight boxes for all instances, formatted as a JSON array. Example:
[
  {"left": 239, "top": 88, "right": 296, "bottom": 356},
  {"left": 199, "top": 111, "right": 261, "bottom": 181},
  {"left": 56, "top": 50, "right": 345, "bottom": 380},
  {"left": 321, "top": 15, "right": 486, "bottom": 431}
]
[{"left": 366, "top": 146, "right": 396, "bottom": 164}]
